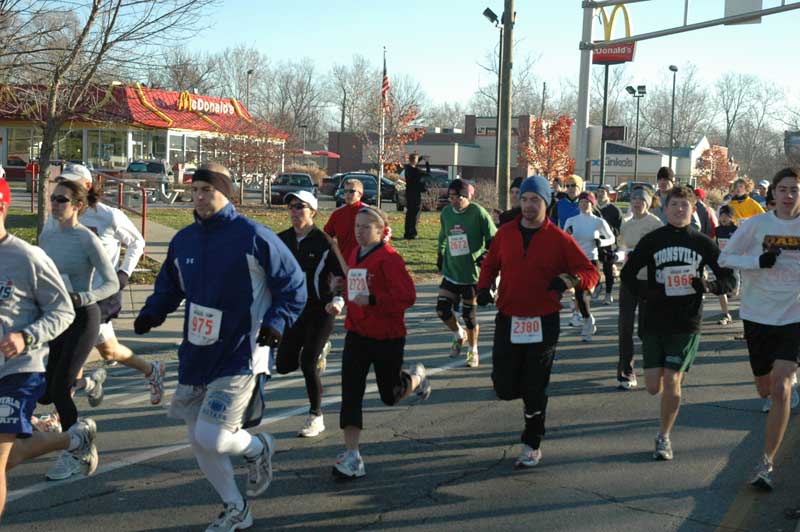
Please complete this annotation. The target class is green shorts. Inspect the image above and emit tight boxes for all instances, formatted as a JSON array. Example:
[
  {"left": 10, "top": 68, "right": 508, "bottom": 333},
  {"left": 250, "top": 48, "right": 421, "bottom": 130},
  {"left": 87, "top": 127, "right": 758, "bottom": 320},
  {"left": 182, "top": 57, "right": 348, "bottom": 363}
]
[{"left": 641, "top": 333, "right": 701, "bottom": 373}]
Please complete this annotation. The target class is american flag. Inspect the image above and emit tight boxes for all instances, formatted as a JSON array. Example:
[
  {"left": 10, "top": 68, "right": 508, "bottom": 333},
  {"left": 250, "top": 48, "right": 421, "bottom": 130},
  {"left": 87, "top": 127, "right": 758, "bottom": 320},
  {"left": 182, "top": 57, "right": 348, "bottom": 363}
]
[{"left": 381, "top": 54, "right": 391, "bottom": 111}]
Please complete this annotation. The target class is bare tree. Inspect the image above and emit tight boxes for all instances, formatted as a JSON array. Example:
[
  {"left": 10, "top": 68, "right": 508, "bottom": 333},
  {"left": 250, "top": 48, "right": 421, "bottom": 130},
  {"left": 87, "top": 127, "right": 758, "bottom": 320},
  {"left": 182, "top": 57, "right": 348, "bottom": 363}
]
[
  {"left": 471, "top": 46, "right": 543, "bottom": 117},
  {"left": 328, "top": 55, "right": 376, "bottom": 133},
  {"left": 423, "top": 101, "right": 467, "bottom": 129},
  {"left": 146, "top": 47, "right": 218, "bottom": 94},
  {"left": 715, "top": 72, "right": 758, "bottom": 154}
]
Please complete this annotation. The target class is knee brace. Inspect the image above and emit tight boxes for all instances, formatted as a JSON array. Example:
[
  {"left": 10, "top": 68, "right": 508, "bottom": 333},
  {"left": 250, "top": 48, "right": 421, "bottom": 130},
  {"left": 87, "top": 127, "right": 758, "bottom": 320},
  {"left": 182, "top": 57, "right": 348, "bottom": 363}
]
[
  {"left": 436, "top": 296, "right": 454, "bottom": 322},
  {"left": 462, "top": 302, "right": 477, "bottom": 330}
]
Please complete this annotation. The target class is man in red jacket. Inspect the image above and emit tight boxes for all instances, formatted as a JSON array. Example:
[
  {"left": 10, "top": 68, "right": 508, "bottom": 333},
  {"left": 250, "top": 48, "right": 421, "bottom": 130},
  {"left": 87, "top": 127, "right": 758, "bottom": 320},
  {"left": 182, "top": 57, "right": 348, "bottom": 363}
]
[
  {"left": 477, "top": 175, "right": 599, "bottom": 468},
  {"left": 324, "top": 178, "right": 365, "bottom": 264}
]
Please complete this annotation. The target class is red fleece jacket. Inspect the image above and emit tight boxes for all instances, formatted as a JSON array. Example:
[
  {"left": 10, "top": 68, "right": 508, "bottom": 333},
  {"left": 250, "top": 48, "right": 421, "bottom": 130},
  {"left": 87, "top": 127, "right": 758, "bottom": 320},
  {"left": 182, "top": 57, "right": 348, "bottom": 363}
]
[{"left": 324, "top": 201, "right": 364, "bottom": 262}]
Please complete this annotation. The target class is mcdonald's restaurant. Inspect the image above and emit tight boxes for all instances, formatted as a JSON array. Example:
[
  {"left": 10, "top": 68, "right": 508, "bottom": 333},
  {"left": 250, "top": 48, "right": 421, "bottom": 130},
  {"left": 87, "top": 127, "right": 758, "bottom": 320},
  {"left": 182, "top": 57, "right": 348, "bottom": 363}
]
[{"left": 0, "top": 84, "right": 284, "bottom": 181}]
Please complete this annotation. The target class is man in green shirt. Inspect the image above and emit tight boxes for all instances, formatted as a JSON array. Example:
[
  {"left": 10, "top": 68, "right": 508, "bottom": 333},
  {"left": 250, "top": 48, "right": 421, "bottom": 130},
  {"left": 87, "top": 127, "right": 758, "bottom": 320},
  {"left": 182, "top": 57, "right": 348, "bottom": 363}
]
[{"left": 436, "top": 179, "right": 496, "bottom": 367}]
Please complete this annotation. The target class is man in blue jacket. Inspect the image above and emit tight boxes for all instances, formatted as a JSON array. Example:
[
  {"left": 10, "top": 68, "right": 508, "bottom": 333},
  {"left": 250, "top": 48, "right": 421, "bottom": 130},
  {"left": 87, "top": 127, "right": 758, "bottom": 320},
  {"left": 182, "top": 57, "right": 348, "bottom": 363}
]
[{"left": 134, "top": 162, "right": 306, "bottom": 532}]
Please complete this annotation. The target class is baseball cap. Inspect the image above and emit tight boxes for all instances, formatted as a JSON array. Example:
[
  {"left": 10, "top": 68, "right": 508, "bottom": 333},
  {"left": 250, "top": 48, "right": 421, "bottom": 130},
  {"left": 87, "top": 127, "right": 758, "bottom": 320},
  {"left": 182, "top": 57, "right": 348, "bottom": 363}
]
[
  {"left": 758, "top": 179, "right": 770, "bottom": 189},
  {"left": 0, "top": 178, "right": 10, "bottom": 206},
  {"left": 285, "top": 190, "right": 318, "bottom": 211},
  {"left": 60, "top": 163, "right": 92, "bottom": 184}
]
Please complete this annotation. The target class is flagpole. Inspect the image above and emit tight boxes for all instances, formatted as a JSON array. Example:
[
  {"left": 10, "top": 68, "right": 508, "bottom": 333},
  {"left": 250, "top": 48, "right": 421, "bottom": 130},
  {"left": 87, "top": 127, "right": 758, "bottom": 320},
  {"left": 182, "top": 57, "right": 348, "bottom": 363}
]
[{"left": 378, "top": 47, "right": 386, "bottom": 209}]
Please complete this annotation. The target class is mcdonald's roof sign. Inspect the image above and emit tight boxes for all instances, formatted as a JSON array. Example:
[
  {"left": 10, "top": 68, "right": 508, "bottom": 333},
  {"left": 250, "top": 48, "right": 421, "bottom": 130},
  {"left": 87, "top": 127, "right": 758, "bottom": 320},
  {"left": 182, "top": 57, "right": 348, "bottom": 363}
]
[{"left": 593, "top": 4, "right": 636, "bottom": 65}]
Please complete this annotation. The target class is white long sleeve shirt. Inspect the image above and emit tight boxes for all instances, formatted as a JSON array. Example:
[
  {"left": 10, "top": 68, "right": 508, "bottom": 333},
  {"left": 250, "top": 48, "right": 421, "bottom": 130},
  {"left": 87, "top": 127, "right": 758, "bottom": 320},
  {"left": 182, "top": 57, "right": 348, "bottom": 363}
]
[
  {"left": 719, "top": 211, "right": 800, "bottom": 325},
  {"left": 563, "top": 212, "right": 615, "bottom": 261}
]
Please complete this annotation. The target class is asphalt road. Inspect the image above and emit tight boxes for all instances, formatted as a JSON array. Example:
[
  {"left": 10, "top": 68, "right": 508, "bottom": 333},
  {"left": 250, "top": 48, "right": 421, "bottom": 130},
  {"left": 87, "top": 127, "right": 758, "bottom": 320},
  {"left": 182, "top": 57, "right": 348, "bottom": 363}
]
[{"left": 3, "top": 284, "right": 795, "bottom": 532}]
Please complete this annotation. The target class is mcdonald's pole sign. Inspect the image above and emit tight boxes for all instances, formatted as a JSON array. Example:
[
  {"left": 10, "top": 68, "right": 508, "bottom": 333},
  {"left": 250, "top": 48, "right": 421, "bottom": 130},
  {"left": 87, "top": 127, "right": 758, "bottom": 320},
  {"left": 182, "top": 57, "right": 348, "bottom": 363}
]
[{"left": 593, "top": 4, "right": 636, "bottom": 65}]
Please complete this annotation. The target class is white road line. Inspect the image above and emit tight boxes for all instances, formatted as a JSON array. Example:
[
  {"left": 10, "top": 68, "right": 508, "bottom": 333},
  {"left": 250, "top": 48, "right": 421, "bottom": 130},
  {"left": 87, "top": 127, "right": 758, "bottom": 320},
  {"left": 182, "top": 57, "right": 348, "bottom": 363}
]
[{"left": 8, "top": 353, "right": 480, "bottom": 502}]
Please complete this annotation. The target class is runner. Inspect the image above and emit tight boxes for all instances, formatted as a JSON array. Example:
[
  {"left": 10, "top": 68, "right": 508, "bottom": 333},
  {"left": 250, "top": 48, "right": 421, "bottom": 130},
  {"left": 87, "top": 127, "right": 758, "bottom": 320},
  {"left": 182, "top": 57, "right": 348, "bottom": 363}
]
[
  {"left": 38, "top": 179, "right": 118, "bottom": 480},
  {"left": 552, "top": 174, "right": 582, "bottom": 229},
  {"left": 595, "top": 185, "right": 622, "bottom": 305},
  {"left": 563, "top": 191, "right": 614, "bottom": 342},
  {"left": 727, "top": 177, "right": 765, "bottom": 223},
  {"left": 719, "top": 167, "right": 800, "bottom": 490},
  {"left": 326, "top": 206, "right": 431, "bottom": 479},
  {"left": 49, "top": 164, "right": 164, "bottom": 409},
  {"left": 0, "top": 179, "right": 97, "bottom": 516},
  {"left": 616, "top": 188, "right": 663, "bottom": 389},
  {"left": 134, "top": 163, "right": 306, "bottom": 531},
  {"left": 436, "top": 179, "right": 496, "bottom": 367},
  {"left": 654, "top": 167, "right": 702, "bottom": 229},
  {"left": 692, "top": 188, "right": 717, "bottom": 238},
  {"left": 276, "top": 190, "right": 343, "bottom": 438},
  {"left": 621, "top": 185, "right": 734, "bottom": 461},
  {"left": 477, "top": 175, "right": 599, "bottom": 467},
  {"left": 714, "top": 205, "right": 737, "bottom": 326},
  {"left": 324, "top": 178, "right": 365, "bottom": 264},
  {"left": 494, "top": 177, "right": 523, "bottom": 227}
]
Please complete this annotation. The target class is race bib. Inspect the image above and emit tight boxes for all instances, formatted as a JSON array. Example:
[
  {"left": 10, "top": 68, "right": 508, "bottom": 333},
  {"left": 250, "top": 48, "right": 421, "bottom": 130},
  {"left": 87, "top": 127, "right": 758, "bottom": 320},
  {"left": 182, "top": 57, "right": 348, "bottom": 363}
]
[
  {"left": 717, "top": 238, "right": 728, "bottom": 250},
  {"left": 448, "top": 233, "right": 470, "bottom": 257},
  {"left": 663, "top": 265, "right": 694, "bottom": 297},
  {"left": 188, "top": 303, "right": 222, "bottom": 346},
  {"left": 347, "top": 268, "right": 369, "bottom": 301},
  {"left": 510, "top": 316, "right": 543, "bottom": 344}
]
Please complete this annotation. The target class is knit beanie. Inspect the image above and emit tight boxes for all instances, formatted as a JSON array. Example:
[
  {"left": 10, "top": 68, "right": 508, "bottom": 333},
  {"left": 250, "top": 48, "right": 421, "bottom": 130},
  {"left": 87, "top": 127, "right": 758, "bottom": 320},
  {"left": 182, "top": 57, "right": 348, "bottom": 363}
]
[
  {"left": 578, "top": 191, "right": 596, "bottom": 205},
  {"left": 630, "top": 188, "right": 652, "bottom": 206},
  {"left": 448, "top": 179, "right": 475, "bottom": 199},
  {"left": 510, "top": 177, "right": 523, "bottom": 190},
  {"left": 519, "top": 175, "right": 552, "bottom": 206},
  {"left": 193, "top": 162, "right": 235, "bottom": 200}
]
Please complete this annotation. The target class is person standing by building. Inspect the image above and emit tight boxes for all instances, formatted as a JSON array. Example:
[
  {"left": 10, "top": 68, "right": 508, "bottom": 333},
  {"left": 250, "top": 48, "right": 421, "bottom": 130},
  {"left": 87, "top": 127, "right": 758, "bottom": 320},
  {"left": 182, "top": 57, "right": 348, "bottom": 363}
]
[
  {"left": 615, "top": 188, "right": 663, "bottom": 389},
  {"left": 325, "top": 178, "right": 365, "bottom": 265},
  {"left": 38, "top": 179, "right": 118, "bottom": 481},
  {"left": 621, "top": 186, "right": 734, "bottom": 461},
  {"left": 276, "top": 191, "right": 343, "bottom": 438},
  {"left": 134, "top": 163, "right": 306, "bottom": 531},
  {"left": 477, "top": 175, "right": 599, "bottom": 468},
  {"left": 595, "top": 185, "right": 622, "bottom": 305},
  {"left": 436, "top": 179, "right": 496, "bottom": 367},
  {"left": 719, "top": 168, "right": 800, "bottom": 490},
  {"left": 326, "top": 206, "right": 431, "bottom": 479},
  {"left": 402, "top": 153, "right": 429, "bottom": 240},
  {"left": 0, "top": 179, "right": 98, "bottom": 516}
]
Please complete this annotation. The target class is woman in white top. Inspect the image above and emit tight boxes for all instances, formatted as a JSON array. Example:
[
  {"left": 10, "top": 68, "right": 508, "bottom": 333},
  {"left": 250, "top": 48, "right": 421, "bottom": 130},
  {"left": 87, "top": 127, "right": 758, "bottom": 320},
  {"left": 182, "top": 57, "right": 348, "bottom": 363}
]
[{"left": 564, "top": 191, "right": 615, "bottom": 342}]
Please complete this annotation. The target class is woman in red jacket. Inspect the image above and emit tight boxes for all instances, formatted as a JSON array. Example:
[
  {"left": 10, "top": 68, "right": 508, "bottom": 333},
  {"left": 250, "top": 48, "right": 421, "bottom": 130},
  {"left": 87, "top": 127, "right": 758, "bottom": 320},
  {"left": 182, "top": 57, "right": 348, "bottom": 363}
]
[{"left": 326, "top": 206, "right": 431, "bottom": 479}]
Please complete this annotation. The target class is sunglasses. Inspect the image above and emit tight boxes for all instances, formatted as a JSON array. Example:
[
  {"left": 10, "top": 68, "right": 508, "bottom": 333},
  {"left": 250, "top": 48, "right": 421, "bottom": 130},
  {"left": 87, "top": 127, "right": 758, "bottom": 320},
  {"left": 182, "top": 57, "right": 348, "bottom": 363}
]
[
  {"left": 287, "top": 203, "right": 308, "bottom": 211},
  {"left": 50, "top": 195, "right": 74, "bottom": 204},
  {"left": 343, "top": 189, "right": 359, "bottom": 195},
  {"left": 566, "top": 184, "right": 578, "bottom": 188}
]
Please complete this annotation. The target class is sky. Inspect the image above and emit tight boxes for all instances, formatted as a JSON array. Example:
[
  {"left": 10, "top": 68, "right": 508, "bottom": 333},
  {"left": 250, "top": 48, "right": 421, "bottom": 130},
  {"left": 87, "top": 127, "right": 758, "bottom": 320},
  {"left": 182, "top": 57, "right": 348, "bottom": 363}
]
[{"left": 185, "top": 0, "right": 800, "bottom": 107}]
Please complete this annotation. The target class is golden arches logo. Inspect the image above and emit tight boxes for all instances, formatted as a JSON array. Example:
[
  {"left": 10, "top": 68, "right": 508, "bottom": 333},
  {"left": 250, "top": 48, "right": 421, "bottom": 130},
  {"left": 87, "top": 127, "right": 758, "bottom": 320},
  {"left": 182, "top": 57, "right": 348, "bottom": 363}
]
[
  {"left": 597, "top": 4, "right": 632, "bottom": 41},
  {"left": 177, "top": 91, "right": 192, "bottom": 111}
]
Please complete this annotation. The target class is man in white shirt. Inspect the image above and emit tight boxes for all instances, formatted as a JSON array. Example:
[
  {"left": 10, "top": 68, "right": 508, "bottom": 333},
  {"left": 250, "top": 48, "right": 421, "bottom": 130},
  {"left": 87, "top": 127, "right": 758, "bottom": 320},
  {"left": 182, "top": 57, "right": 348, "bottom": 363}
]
[{"left": 719, "top": 167, "right": 800, "bottom": 491}]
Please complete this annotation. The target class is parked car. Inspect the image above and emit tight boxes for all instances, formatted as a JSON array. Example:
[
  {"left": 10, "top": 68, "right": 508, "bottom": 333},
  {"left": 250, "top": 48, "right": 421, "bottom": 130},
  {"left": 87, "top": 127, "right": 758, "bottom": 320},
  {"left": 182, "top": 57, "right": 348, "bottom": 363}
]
[
  {"left": 395, "top": 169, "right": 452, "bottom": 211},
  {"left": 270, "top": 172, "right": 317, "bottom": 204},
  {"left": 615, "top": 181, "right": 655, "bottom": 202},
  {"left": 124, "top": 159, "right": 172, "bottom": 184},
  {"left": 585, "top": 183, "right": 618, "bottom": 202},
  {"left": 320, "top": 173, "right": 346, "bottom": 196}
]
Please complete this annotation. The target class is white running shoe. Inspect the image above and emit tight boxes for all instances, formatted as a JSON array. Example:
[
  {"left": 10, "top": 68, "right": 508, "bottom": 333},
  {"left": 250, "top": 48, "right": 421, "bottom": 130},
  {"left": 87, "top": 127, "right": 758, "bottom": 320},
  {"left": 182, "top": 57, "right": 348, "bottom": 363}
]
[
  {"left": 603, "top": 293, "right": 614, "bottom": 306},
  {"left": 333, "top": 451, "right": 365, "bottom": 479},
  {"left": 569, "top": 312, "right": 583, "bottom": 327},
  {"left": 46, "top": 451, "right": 81, "bottom": 481},
  {"left": 466, "top": 350, "right": 479, "bottom": 368},
  {"left": 411, "top": 363, "right": 432, "bottom": 400},
  {"left": 86, "top": 368, "right": 107, "bottom": 407},
  {"left": 761, "top": 386, "right": 799, "bottom": 413},
  {"left": 245, "top": 432, "right": 275, "bottom": 498},
  {"left": 148, "top": 361, "right": 166, "bottom": 405},
  {"left": 514, "top": 445, "right": 542, "bottom": 468},
  {"left": 581, "top": 315, "right": 596, "bottom": 342},
  {"left": 205, "top": 501, "right": 253, "bottom": 532},
  {"left": 449, "top": 333, "right": 466, "bottom": 358},
  {"left": 616, "top": 375, "right": 638, "bottom": 390},
  {"left": 298, "top": 414, "right": 325, "bottom": 438},
  {"left": 762, "top": 396, "right": 772, "bottom": 413}
]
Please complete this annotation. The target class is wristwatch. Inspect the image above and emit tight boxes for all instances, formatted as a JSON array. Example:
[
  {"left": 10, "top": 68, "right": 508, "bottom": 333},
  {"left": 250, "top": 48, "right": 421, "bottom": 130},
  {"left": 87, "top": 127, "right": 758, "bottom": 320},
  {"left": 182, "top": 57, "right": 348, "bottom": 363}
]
[{"left": 22, "top": 332, "right": 34, "bottom": 349}]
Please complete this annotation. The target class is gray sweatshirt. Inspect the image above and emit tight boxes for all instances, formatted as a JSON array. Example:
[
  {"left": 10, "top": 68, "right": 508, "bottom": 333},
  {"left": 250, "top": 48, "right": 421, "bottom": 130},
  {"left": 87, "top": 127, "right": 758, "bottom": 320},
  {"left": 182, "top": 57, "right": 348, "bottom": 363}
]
[
  {"left": 39, "top": 223, "right": 119, "bottom": 307},
  {"left": 0, "top": 234, "right": 75, "bottom": 378}
]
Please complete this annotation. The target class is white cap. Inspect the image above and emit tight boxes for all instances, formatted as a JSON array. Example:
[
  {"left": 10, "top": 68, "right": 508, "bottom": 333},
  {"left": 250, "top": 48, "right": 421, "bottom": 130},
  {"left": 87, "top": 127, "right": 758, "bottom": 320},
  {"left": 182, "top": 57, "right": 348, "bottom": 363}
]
[
  {"left": 285, "top": 190, "right": 318, "bottom": 210},
  {"left": 759, "top": 179, "right": 770, "bottom": 189},
  {"left": 60, "top": 163, "right": 92, "bottom": 184}
]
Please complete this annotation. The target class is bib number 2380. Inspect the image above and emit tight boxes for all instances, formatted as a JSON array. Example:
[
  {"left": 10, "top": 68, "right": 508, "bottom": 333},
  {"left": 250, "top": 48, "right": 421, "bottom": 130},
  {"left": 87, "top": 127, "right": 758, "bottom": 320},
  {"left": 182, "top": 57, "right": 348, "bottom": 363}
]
[
  {"left": 188, "top": 303, "right": 222, "bottom": 346},
  {"left": 511, "top": 316, "right": 543, "bottom": 344},
  {"left": 663, "top": 265, "right": 694, "bottom": 297},
  {"left": 347, "top": 268, "right": 369, "bottom": 301}
]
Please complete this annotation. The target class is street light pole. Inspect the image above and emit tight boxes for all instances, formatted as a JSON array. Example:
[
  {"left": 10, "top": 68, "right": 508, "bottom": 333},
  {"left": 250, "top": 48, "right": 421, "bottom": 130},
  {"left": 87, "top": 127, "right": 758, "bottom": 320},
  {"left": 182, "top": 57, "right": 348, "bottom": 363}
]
[
  {"left": 668, "top": 65, "right": 678, "bottom": 168},
  {"left": 626, "top": 85, "right": 645, "bottom": 181},
  {"left": 496, "top": 0, "right": 514, "bottom": 211},
  {"left": 246, "top": 68, "right": 254, "bottom": 109},
  {"left": 483, "top": 7, "right": 503, "bottom": 196}
]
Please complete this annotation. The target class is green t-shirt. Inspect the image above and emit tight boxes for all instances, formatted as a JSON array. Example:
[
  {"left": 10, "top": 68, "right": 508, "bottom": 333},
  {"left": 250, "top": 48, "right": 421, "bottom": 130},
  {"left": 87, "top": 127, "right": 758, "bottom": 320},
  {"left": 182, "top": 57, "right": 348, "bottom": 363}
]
[{"left": 438, "top": 203, "right": 497, "bottom": 284}]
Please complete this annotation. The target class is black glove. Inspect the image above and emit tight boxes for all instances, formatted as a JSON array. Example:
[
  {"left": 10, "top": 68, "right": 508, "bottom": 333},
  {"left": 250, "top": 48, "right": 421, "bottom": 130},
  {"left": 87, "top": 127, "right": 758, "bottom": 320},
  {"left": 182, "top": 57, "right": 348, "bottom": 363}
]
[
  {"left": 256, "top": 326, "right": 282, "bottom": 348},
  {"left": 547, "top": 277, "right": 568, "bottom": 294},
  {"left": 436, "top": 253, "right": 443, "bottom": 272},
  {"left": 475, "top": 252, "right": 487, "bottom": 268},
  {"left": 691, "top": 277, "right": 709, "bottom": 294},
  {"left": 476, "top": 288, "right": 494, "bottom": 307},
  {"left": 116, "top": 271, "right": 130, "bottom": 290},
  {"left": 759, "top": 250, "right": 780, "bottom": 268},
  {"left": 69, "top": 293, "right": 81, "bottom": 309},
  {"left": 134, "top": 314, "right": 154, "bottom": 335}
]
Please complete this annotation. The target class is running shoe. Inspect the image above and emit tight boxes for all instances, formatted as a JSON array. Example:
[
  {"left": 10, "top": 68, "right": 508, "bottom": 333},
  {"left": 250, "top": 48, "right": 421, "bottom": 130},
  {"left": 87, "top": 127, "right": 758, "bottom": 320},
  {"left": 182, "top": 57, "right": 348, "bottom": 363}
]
[
  {"left": 318, "top": 341, "right": 331, "bottom": 374},
  {"left": 718, "top": 314, "right": 732, "bottom": 326},
  {"left": 32, "top": 411, "right": 62, "bottom": 433},
  {"left": 581, "top": 315, "right": 596, "bottom": 342},
  {"left": 206, "top": 501, "right": 253, "bottom": 532},
  {"left": 569, "top": 312, "right": 583, "bottom": 327},
  {"left": 750, "top": 457, "right": 774, "bottom": 491},
  {"left": 449, "top": 333, "right": 465, "bottom": 358},
  {"left": 616, "top": 375, "right": 638, "bottom": 390},
  {"left": 466, "top": 350, "right": 479, "bottom": 368},
  {"left": 68, "top": 418, "right": 98, "bottom": 477},
  {"left": 410, "top": 363, "right": 432, "bottom": 400},
  {"left": 591, "top": 283, "right": 602, "bottom": 300},
  {"left": 761, "top": 387, "right": 799, "bottom": 413},
  {"left": 86, "top": 367, "right": 107, "bottom": 407},
  {"left": 333, "top": 451, "right": 365, "bottom": 479},
  {"left": 603, "top": 293, "right": 614, "bottom": 306},
  {"left": 298, "top": 414, "right": 325, "bottom": 438},
  {"left": 245, "top": 432, "right": 275, "bottom": 497},
  {"left": 148, "top": 360, "right": 166, "bottom": 405},
  {"left": 514, "top": 445, "right": 542, "bottom": 469},
  {"left": 653, "top": 434, "right": 673, "bottom": 461},
  {"left": 46, "top": 451, "right": 81, "bottom": 481}
]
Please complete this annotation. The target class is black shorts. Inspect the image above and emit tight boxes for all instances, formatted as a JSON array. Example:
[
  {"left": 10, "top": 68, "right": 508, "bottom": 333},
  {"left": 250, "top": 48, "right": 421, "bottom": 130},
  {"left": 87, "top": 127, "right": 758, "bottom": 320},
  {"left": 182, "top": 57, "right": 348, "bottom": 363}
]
[
  {"left": 743, "top": 320, "right": 800, "bottom": 377},
  {"left": 439, "top": 278, "right": 477, "bottom": 301}
]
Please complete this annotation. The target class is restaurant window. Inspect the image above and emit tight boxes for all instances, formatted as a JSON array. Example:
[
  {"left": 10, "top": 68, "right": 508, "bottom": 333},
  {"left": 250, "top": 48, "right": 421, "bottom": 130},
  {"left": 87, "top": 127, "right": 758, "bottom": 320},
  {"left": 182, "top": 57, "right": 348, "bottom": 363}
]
[
  {"left": 185, "top": 136, "right": 199, "bottom": 164},
  {"left": 6, "top": 127, "right": 40, "bottom": 167},
  {"left": 88, "top": 129, "right": 127, "bottom": 169},
  {"left": 150, "top": 133, "right": 167, "bottom": 160},
  {"left": 56, "top": 129, "right": 84, "bottom": 162},
  {"left": 169, "top": 134, "right": 184, "bottom": 163}
]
